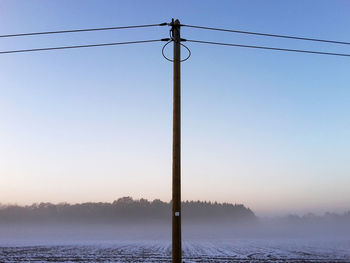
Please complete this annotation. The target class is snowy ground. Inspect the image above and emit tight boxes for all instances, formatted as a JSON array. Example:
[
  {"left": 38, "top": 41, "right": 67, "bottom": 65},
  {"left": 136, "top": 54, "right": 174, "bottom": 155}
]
[{"left": 1, "top": 239, "right": 350, "bottom": 262}]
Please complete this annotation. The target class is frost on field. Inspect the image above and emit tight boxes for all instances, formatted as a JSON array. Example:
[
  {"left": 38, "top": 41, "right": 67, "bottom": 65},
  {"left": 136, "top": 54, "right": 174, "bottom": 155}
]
[{"left": 1, "top": 239, "right": 350, "bottom": 262}]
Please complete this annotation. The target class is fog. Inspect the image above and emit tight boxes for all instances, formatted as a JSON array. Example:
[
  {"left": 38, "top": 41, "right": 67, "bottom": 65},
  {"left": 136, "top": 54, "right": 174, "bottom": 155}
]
[{"left": 0, "top": 198, "right": 349, "bottom": 246}]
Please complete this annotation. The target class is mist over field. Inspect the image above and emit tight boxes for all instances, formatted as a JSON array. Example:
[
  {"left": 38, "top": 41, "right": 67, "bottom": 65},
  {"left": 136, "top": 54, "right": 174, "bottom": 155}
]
[
  {"left": 1, "top": 197, "right": 349, "bottom": 262},
  {"left": 0, "top": 197, "right": 349, "bottom": 245}
]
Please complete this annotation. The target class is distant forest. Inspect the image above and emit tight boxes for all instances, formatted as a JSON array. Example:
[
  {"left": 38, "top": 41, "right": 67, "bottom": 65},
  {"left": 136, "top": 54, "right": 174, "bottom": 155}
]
[
  {"left": 276, "top": 211, "right": 350, "bottom": 225},
  {"left": 0, "top": 197, "right": 256, "bottom": 224}
]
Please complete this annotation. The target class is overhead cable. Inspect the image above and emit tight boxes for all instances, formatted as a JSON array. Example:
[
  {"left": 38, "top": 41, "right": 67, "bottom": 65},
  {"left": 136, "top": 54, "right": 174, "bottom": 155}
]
[
  {"left": 0, "top": 23, "right": 167, "bottom": 38},
  {"left": 186, "top": 39, "right": 350, "bottom": 57},
  {"left": 182, "top": 24, "right": 350, "bottom": 46},
  {"left": 0, "top": 39, "right": 164, "bottom": 55}
]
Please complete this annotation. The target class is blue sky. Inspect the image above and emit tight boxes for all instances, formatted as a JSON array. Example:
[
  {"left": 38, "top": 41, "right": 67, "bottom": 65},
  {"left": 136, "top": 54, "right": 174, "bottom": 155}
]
[{"left": 0, "top": 0, "right": 349, "bottom": 215}]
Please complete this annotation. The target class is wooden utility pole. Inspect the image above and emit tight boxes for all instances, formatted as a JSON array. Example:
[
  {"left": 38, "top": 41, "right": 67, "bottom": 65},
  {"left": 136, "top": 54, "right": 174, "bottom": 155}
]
[{"left": 171, "top": 18, "right": 182, "bottom": 263}]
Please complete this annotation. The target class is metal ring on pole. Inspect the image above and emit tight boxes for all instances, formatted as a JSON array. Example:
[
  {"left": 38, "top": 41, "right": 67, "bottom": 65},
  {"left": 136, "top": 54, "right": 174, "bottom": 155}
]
[
  {"left": 179, "top": 43, "right": 191, "bottom": 62},
  {"left": 162, "top": 40, "right": 191, "bottom": 62},
  {"left": 162, "top": 40, "right": 174, "bottom": 62}
]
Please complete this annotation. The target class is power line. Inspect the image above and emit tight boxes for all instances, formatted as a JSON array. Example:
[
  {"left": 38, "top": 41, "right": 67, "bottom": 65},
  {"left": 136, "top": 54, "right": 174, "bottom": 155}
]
[
  {"left": 0, "top": 39, "right": 164, "bottom": 55},
  {"left": 182, "top": 24, "right": 350, "bottom": 46},
  {"left": 186, "top": 39, "right": 350, "bottom": 57},
  {"left": 0, "top": 23, "right": 167, "bottom": 38}
]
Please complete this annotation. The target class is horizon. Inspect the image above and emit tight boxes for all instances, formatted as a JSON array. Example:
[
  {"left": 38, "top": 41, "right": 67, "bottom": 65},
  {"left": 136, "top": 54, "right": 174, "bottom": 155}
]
[{"left": 1, "top": 196, "right": 348, "bottom": 217}]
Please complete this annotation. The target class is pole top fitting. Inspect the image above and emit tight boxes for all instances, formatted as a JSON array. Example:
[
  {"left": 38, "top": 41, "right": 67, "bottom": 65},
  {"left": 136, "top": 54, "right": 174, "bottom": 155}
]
[
  {"left": 169, "top": 18, "right": 180, "bottom": 27},
  {"left": 170, "top": 19, "right": 181, "bottom": 43}
]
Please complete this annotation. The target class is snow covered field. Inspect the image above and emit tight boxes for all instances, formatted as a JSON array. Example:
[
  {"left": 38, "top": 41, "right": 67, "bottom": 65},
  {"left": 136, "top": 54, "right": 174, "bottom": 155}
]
[{"left": 1, "top": 239, "right": 350, "bottom": 262}]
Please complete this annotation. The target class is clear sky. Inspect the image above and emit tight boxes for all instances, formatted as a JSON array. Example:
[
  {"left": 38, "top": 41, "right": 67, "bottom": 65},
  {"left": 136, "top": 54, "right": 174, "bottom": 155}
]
[{"left": 0, "top": 0, "right": 349, "bottom": 216}]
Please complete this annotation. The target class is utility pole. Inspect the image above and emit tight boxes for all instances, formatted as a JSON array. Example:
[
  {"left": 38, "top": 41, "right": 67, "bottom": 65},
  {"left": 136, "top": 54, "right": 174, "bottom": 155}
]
[{"left": 171, "top": 18, "right": 182, "bottom": 263}]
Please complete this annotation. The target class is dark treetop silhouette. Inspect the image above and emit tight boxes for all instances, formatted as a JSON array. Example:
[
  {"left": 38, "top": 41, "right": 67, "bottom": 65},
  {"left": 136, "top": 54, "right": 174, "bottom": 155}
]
[{"left": 0, "top": 197, "right": 255, "bottom": 224}]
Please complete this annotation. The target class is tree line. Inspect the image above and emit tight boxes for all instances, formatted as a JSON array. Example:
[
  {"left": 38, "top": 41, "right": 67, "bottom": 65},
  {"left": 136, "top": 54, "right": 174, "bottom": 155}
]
[{"left": 0, "top": 197, "right": 256, "bottom": 224}]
